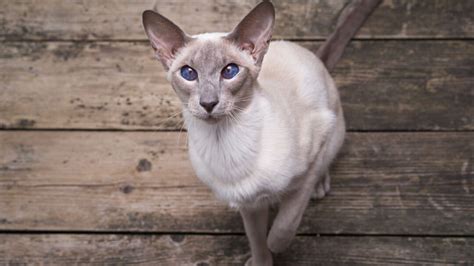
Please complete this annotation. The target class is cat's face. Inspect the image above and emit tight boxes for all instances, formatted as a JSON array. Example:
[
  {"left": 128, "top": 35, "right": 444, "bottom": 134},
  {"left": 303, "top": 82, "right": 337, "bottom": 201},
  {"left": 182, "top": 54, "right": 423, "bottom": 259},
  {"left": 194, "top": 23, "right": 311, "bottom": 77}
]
[
  {"left": 168, "top": 35, "right": 258, "bottom": 121},
  {"left": 143, "top": 2, "right": 274, "bottom": 122}
]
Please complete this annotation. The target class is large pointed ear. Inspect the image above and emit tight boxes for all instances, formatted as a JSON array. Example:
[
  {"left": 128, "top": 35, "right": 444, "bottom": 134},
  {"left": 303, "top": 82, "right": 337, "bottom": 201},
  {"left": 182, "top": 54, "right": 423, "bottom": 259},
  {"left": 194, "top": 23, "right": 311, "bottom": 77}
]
[
  {"left": 142, "top": 10, "right": 190, "bottom": 69},
  {"left": 226, "top": 1, "right": 275, "bottom": 65}
]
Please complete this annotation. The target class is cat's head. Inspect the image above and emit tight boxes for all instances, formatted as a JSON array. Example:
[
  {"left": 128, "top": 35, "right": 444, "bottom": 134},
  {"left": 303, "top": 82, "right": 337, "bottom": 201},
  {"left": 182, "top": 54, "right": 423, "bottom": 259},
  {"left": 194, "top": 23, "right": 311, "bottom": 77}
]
[{"left": 142, "top": 2, "right": 275, "bottom": 122}]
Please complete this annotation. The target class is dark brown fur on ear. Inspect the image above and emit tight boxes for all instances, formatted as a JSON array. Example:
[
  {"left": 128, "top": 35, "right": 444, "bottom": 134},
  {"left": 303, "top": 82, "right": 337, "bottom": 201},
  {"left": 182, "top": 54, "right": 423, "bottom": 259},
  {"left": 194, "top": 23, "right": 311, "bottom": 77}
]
[
  {"left": 142, "top": 10, "right": 191, "bottom": 69},
  {"left": 226, "top": 1, "right": 275, "bottom": 66}
]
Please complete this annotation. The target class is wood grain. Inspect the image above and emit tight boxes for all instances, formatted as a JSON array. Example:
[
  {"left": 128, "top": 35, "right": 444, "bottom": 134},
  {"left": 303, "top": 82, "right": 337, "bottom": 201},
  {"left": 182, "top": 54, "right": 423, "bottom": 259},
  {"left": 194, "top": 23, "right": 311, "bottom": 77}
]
[
  {"left": 1, "top": 131, "right": 472, "bottom": 234},
  {"left": 1, "top": 41, "right": 472, "bottom": 131},
  {"left": 1, "top": 1, "right": 472, "bottom": 262},
  {"left": 1, "top": 0, "right": 473, "bottom": 41},
  {"left": 0, "top": 234, "right": 472, "bottom": 265}
]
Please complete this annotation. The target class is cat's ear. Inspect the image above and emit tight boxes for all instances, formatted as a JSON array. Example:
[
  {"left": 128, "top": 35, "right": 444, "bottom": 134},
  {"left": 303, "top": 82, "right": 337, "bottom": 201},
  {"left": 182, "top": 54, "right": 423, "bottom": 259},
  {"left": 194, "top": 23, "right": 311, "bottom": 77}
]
[
  {"left": 226, "top": 1, "right": 275, "bottom": 65},
  {"left": 142, "top": 10, "right": 190, "bottom": 69}
]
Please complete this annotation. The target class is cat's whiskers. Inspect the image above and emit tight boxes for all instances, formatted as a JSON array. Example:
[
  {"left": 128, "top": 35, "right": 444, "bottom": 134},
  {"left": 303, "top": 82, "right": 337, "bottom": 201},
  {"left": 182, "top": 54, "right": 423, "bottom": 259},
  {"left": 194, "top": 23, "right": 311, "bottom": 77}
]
[
  {"left": 230, "top": 103, "right": 249, "bottom": 112},
  {"left": 183, "top": 115, "right": 196, "bottom": 147},
  {"left": 236, "top": 97, "right": 254, "bottom": 104},
  {"left": 156, "top": 109, "right": 184, "bottom": 127},
  {"left": 228, "top": 110, "right": 245, "bottom": 129},
  {"left": 176, "top": 115, "right": 187, "bottom": 147},
  {"left": 237, "top": 95, "right": 254, "bottom": 101},
  {"left": 230, "top": 107, "right": 246, "bottom": 113}
]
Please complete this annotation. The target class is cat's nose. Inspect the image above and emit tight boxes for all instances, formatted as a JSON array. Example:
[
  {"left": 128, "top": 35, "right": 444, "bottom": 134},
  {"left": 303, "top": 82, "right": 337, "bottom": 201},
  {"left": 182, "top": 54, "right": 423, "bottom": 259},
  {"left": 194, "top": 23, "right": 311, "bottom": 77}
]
[{"left": 199, "top": 100, "right": 219, "bottom": 113}]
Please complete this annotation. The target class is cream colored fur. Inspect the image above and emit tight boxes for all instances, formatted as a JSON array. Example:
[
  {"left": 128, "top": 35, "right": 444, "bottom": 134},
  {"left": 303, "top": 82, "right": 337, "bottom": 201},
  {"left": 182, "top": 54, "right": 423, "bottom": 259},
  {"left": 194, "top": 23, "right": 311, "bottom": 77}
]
[
  {"left": 184, "top": 39, "right": 345, "bottom": 209},
  {"left": 142, "top": 3, "right": 345, "bottom": 265}
]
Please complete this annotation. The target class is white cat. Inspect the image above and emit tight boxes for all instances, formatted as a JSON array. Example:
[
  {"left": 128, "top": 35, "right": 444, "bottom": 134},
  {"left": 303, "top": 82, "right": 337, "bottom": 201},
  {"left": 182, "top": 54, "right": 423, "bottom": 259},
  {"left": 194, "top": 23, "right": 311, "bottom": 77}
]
[{"left": 143, "top": 1, "right": 377, "bottom": 265}]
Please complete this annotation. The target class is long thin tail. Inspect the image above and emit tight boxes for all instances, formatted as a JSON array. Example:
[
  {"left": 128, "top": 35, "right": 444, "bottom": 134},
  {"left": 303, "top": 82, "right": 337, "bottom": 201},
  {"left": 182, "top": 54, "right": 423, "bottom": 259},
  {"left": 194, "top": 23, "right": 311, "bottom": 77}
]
[{"left": 316, "top": 0, "right": 381, "bottom": 71}]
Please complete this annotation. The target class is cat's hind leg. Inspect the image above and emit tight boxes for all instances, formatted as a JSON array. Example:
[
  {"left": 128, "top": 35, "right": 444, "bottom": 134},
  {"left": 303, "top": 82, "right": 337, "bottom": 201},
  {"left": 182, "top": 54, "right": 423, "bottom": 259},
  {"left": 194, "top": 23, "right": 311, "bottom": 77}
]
[
  {"left": 266, "top": 159, "right": 323, "bottom": 253},
  {"left": 311, "top": 113, "right": 344, "bottom": 200},
  {"left": 267, "top": 108, "right": 344, "bottom": 253},
  {"left": 311, "top": 172, "right": 331, "bottom": 200}
]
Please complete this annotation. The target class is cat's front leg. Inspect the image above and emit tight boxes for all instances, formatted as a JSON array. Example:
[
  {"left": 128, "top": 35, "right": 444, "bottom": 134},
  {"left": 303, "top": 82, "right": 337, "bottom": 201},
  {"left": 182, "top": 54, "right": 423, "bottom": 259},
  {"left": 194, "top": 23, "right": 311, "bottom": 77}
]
[
  {"left": 266, "top": 157, "right": 323, "bottom": 253},
  {"left": 266, "top": 182, "right": 314, "bottom": 254},
  {"left": 240, "top": 206, "right": 273, "bottom": 266}
]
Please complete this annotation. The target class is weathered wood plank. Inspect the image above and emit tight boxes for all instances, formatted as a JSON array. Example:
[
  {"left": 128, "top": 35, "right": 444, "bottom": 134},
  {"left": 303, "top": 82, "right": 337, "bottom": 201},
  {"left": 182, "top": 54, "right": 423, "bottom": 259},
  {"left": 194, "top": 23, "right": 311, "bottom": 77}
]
[
  {"left": 1, "top": 41, "right": 472, "bottom": 131},
  {"left": 335, "top": 41, "right": 474, "bottom": 131},
  {"left": 0, "top": 234, "right": 472, "bottom": 265},
  {"left": 1, "top": 0, "right": 473, "bottom": 41},
  {"left": 1, "top": 132, "right": 472, "bottom": 234}
]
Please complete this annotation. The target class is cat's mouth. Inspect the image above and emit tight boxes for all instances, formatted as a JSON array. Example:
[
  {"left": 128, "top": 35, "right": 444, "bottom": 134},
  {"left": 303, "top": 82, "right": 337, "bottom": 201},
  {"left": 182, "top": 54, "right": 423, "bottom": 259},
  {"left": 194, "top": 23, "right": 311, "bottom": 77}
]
[
  {"left": 187, "top": 107, "right": 231, "bottom": 123},
  {"left": 204, "top": 116, "right": 221, "bottom": 124},
  {"left": 203, "top": 113, "right": 227, "bottom": 124},
  {"left": 190, "top": 111, "right": 225, "bottom": 123}
]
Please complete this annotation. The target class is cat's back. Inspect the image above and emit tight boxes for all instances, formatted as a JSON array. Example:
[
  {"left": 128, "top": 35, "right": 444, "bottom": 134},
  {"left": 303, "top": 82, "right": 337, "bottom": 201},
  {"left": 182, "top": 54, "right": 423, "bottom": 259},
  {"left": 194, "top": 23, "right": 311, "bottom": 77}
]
[
  {"left": 259, "top": 41, "right": 337, "bottom": 110},
  {"left": 263, "top": 40, "right": 324, "bottom": 70}
]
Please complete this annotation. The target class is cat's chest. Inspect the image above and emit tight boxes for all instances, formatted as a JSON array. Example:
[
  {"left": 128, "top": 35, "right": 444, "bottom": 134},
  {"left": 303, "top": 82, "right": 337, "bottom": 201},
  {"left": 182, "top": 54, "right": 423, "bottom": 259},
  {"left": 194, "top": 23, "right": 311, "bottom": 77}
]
[{"left": 187, "top": 120, "right": 261, "bottom": 183}]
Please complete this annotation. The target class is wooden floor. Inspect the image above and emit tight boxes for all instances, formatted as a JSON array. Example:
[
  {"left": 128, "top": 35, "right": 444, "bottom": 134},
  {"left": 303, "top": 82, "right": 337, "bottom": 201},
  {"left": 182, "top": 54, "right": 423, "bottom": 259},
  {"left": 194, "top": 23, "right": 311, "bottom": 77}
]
[{"left": 1, "top": 0, "right": 473, "bottom": 265}]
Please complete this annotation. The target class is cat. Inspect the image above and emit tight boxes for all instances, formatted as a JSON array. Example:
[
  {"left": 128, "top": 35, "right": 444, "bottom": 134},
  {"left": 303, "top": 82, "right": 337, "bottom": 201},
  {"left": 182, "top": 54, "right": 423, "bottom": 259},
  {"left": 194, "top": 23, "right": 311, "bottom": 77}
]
[{"left": 142, "top": 1, "right": 379, "bottom": 265}]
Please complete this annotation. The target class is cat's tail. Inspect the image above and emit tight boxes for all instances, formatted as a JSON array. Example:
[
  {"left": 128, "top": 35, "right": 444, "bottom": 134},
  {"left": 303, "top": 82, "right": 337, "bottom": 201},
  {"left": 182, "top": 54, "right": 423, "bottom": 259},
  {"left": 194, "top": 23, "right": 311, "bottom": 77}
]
[{"left": 316, "top": 0, "right": 381, "bottom": 71}]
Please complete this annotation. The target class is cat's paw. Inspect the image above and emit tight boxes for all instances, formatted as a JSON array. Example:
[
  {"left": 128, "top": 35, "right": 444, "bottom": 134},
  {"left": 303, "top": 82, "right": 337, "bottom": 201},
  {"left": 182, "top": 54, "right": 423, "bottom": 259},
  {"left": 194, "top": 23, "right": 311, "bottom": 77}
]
[
  {"left": 311, "top": 173, "right": 330, "bottom": 200},
  {"left": 245, "top": 254, "right": 273, "bottom": 266},
  {"left": 267, "top": 226, "right": 295, "bottom": 254}
]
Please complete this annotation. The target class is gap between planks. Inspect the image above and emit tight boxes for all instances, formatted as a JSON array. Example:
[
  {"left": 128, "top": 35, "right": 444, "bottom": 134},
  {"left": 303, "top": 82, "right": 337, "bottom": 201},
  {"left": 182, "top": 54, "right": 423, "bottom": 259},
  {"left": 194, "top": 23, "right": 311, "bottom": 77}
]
[
  {"left": 0, "top": 128, "right": 473, "bottom": 133},
  {"left": 0, "top": 230, "right": 473, "bottom": 238},
  {"left": 1, "top": 37, "right": 474, "bottom": 43}
]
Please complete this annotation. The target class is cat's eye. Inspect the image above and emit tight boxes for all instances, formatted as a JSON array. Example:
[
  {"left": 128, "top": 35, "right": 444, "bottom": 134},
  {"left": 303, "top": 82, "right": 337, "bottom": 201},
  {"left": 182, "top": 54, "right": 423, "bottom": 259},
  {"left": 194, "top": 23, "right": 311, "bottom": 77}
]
[
  {"left": 221, "top": 63, "right": 239, "bottom": 79},
  {"left": 180, "top": 65, "right": 198, "bottom": 81}
]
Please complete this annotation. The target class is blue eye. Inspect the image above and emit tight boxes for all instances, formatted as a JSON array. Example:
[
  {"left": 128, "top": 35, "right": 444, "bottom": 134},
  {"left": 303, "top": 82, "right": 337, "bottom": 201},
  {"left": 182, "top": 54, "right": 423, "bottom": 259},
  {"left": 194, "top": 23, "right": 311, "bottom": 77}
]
[
  {"left": 221, "top": 63, "right": 239, "bottom": 79},
  {"left": 180, "top": 65, "right": 197, "bottom": 81}
]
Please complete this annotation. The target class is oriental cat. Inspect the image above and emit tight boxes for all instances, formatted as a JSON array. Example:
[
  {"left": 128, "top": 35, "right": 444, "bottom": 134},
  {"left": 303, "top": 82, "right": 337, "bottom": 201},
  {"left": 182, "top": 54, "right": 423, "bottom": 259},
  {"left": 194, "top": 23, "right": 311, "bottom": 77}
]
[{"left": 142, "top": 1, "right": 379, "bottom": 265}]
